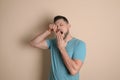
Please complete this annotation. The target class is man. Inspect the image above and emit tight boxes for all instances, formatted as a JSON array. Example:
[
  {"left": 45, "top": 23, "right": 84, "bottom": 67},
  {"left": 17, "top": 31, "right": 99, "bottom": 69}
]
[{"left": 30, "top": 15, "right": 86, "bottom": 80}]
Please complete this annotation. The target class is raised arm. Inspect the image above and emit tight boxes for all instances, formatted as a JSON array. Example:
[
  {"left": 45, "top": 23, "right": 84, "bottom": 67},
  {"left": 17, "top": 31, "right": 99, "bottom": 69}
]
[{"left": 30, "top": 24, "right": 57, "bottom": 49}]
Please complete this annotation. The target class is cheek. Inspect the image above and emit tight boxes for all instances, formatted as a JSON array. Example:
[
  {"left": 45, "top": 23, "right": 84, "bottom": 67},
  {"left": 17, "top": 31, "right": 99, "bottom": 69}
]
[
  {"left": 64, "top": 28, "right": 68, "bottom": 32},
  {"left": 62, "top": 26, "right": 67, "bottom": 31}
]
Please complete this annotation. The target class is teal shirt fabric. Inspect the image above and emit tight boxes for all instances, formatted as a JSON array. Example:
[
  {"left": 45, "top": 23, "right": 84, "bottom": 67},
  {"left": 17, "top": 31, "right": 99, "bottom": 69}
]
[{"left": 46, "top": 37, "right": 86, "bottom": 80}]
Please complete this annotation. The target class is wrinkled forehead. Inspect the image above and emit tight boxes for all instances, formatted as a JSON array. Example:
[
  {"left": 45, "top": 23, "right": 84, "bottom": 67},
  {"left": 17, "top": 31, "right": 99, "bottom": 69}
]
[{"left": 54, "top": 19, "right": 67, "bottom": 25}]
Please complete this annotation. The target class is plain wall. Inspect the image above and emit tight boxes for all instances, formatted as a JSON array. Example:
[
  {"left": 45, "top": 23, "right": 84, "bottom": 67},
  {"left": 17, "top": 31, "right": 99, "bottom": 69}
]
[{"left": 0, "top": 0, "right": 120, "bottom": 80}]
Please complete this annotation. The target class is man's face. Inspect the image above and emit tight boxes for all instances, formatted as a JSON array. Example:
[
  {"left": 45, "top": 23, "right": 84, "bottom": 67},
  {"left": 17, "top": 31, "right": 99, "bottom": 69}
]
[{"left": 54, "top": 19, "right": 70, "bottom": 39}]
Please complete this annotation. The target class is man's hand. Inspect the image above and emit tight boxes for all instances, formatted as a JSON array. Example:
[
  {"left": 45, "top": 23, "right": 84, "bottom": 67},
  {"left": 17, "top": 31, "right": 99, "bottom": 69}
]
[
  {"left": 48, "top": 23, "right": 57, "bottom": 33},
  {"left": 49, "top": 23, "right": 67, "bottom": 50},
  {"left": 56, "top": 31, "right": 67, "bottom": 50}
]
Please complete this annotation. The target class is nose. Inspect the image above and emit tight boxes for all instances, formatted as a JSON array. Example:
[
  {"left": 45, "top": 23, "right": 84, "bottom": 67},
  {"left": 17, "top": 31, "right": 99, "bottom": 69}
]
[{"left": 57, "top": 25, "right": 61, "bottom": 30}]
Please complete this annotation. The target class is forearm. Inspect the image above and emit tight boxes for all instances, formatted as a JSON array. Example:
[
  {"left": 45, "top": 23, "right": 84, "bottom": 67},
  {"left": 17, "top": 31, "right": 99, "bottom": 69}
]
[
  {"left": 59, "top": 48, "right": 79, "bottom": 75},
  {"left": 31, "top": 30, "right": 51, "bottom": 44}
]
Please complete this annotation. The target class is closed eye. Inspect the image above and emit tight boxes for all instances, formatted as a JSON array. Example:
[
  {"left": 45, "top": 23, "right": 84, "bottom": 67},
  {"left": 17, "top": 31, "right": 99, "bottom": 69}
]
[{"left": 60, "top": 24, "right": 64, "bottom": 26}]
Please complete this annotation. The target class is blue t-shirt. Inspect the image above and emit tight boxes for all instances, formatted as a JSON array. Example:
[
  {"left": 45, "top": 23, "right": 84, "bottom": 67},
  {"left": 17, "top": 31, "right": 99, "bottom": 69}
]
[{"left": 46, "top": 37, "right": 86, "bottom": 80}]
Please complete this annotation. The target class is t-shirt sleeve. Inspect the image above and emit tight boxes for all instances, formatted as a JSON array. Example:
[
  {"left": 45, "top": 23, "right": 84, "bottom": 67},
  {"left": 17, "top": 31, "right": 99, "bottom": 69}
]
[
  {"left": 46, "top": 39, "right": 52, "bottom": 49},
  {"left": 72, "top": 41, "right": 86, "bottom": 63}
]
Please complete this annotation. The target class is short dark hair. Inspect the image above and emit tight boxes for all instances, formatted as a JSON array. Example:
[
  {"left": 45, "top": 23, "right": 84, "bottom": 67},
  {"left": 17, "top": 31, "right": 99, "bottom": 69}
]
[{"left": 54, "top": 15, "right": 69, "bottom": 23}]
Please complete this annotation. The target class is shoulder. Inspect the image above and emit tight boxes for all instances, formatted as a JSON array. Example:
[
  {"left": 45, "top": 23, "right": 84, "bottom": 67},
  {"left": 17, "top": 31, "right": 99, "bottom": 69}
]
[{"left": 73, "top": 37, "right": 86, "bottom": 46}]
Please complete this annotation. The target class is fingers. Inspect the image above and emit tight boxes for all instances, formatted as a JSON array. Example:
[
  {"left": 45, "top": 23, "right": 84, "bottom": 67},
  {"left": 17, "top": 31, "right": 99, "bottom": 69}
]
[
  {"left": 49, "top": 24, "right": 53, "bottom": 30},
  {"left": 49, "top": 23, "right": 57, "bottom": 33},
  {"left": 56, "top": 30, "right": 67, "bottom": 48},
  {"left": 56, "top": 31, "right": 60, "bottom": 41},
  {"left": 56, "top": 31, "right": 63, "bottom": 42},
  {"left": 53, "top": 25, "right": 57, "bottom": 33}
]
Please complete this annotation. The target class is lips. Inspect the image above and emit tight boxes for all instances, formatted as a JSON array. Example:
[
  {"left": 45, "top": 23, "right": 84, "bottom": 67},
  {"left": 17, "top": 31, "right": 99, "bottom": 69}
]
[{"left": 60, "top": 31, "right": 63, "bottom": 34}]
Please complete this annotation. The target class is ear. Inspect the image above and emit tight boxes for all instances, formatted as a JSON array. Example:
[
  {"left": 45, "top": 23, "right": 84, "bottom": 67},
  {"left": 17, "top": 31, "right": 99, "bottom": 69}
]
[{"left": 68, "top": 24, "right": 71, "bottom": 28}]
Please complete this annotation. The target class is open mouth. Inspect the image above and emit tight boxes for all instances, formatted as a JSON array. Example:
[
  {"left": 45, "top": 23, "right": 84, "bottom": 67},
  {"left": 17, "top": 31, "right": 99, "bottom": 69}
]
[
  {"left": 60, "top": 31, "right": 63, "bottom": 34},
  {"left": 56, "top": 29, "right": 63, "bottom": 34},
  {"left": 51, "top": 29, "right": 63, "bottom": 34}
]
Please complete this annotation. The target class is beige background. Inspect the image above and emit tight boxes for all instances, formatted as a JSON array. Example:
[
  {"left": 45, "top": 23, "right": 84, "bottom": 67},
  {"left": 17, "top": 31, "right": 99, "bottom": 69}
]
[{"left": 0, "top": 0, "right": 120, "bottom": 80}]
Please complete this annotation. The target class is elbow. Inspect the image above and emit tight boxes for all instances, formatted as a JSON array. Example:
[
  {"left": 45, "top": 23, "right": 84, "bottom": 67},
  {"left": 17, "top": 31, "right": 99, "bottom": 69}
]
[
  {"left": 29, "top": 41, "right": 36, "bottom": 47},
  {"left": 69, "top": 65, "right": 81, "bottom": 75},
  {"left": 70, "top": 70, "right": 79, "bottom": 76},
  {"left": 30, "top": 41, "right": 34, "bottom": 46},
  {"left": 70, "top": 60, "right": 83, "bottom": 75}
]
